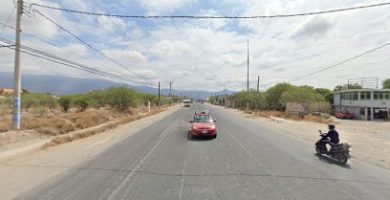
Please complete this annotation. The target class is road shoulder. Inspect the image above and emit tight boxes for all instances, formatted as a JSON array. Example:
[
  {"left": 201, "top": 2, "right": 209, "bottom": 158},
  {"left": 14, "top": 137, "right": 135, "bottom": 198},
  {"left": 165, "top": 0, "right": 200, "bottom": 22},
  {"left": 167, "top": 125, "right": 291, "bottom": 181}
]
[{"left": 0, "top": 105, "right": 181, "bottom": 200}]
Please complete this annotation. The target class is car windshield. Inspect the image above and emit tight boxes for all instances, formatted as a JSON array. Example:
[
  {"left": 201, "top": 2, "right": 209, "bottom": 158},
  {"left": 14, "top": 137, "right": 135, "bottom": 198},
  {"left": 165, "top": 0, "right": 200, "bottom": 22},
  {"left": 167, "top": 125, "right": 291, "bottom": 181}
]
[{"left": 193, "top": 115, "right": 212, "bottom": 123}]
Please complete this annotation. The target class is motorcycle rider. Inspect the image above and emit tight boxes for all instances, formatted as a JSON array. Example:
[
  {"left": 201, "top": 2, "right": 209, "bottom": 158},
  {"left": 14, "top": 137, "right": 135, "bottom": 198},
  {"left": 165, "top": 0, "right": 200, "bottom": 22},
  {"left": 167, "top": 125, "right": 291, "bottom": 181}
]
[
  {"left": 316, "top": 124, "right": 340, "bottom": 152},
  {"left": 325, "top": 124, "right": 340, "bottom": 144}
]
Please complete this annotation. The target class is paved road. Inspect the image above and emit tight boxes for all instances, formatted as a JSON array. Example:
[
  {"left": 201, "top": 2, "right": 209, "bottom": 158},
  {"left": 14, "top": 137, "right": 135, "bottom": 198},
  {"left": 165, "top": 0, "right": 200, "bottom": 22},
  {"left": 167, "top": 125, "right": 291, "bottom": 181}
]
[{"left": 17, "top": 104, "right": 390, "bottom": 200}]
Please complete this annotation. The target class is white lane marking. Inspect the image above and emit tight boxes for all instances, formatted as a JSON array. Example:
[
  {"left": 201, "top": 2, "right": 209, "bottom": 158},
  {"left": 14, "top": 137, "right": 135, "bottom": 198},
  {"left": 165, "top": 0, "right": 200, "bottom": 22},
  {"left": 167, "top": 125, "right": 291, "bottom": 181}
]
[
  {"left": 178, "top": 143, "right": 189, "bottom": 199},
  {"left": 107, "top": 115, "right": 180, "bottom": 200}
]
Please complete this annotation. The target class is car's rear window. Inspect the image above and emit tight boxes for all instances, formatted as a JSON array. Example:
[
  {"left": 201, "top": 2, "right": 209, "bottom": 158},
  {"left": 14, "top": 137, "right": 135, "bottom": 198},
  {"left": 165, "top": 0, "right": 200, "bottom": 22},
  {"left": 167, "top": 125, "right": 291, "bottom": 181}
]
[{"left": 193, "top": 115, "right": 212, "bottom": 123}]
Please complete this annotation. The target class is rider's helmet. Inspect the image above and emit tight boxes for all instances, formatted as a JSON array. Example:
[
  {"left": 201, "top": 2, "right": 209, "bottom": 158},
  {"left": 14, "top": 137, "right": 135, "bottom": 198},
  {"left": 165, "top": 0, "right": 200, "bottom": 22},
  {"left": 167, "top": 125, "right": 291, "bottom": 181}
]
[{"left": 328, "top": 124, "right": 335, "bottom": 130}]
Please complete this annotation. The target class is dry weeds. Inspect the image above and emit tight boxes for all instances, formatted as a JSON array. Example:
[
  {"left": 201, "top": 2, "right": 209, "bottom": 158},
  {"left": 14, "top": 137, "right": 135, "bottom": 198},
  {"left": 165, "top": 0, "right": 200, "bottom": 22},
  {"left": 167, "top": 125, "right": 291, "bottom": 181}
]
[
  {"left": 42, "top": 106, "right": 168, "bottom": 149},
  {"left": 0, "top": 106, "right": 168, "bottom": 136},
  {"left": 253, "top": 111, "right": 333, "bottom": 124}
]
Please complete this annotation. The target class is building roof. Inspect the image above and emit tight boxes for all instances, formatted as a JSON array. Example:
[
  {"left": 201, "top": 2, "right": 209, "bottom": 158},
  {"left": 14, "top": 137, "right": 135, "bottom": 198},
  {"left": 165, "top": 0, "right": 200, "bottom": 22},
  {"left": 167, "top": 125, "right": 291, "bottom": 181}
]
[{"left": 333, "top": 88, "right": 390, "bottom": 94}]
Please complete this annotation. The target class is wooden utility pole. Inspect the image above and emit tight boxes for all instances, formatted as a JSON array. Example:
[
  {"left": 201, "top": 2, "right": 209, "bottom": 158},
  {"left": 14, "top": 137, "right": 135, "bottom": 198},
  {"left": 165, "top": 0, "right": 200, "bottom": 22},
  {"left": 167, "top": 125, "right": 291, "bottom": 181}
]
[{"left": 12, "top": 0, "right": 23, "bottom": 130}]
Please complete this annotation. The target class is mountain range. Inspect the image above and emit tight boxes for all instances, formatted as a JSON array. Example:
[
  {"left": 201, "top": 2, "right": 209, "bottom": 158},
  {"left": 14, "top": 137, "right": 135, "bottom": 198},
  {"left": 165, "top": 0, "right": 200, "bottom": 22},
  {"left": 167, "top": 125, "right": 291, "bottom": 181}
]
[{"left": 0, "top": 72, "right": 235, "bottom": 99}]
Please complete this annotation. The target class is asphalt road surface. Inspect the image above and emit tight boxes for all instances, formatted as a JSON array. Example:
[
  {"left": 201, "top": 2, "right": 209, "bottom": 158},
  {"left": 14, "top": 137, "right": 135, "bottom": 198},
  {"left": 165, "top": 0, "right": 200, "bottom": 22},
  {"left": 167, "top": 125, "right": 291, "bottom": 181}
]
[{"left": 16, "top": 103, "right": 390, "bottom": 200}]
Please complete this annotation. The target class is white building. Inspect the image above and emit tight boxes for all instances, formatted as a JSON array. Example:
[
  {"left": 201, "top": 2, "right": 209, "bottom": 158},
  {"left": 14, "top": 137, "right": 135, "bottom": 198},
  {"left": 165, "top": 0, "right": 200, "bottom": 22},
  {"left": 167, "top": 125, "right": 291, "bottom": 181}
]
[{"left": 333, "top": 89, "right": 390, "bottom": 120}]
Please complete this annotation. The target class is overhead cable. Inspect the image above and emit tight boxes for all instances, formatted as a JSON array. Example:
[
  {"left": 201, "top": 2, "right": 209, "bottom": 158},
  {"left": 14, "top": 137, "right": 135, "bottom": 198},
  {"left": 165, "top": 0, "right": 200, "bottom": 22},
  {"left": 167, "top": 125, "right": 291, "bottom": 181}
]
[
  {"left": 29, "top": 2, "right": 390, "bottom": 19},
  {"left": 32, "top": 10, "right": 148, "bottom": 79},
  {"left": 289, "top": 42, "right": 390, "bottom": 82}
]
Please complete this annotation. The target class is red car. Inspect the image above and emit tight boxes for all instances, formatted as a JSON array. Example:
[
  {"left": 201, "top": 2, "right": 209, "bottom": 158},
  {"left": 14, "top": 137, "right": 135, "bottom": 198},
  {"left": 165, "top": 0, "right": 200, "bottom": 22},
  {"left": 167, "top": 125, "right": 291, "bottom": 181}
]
[
  {"left": 189, "top": 114, "right": 217, "bottom": 139},
  {"left": 335, "top": 110, "right": 354, "bottom": 119}
]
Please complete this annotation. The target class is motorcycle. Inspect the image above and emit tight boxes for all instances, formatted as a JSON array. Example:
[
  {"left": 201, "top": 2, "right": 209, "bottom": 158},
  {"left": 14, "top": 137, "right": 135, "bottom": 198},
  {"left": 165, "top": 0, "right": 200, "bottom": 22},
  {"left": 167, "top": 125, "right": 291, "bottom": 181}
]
[{"left": 315, "top": 130, "right": 351, "bottom": 165}]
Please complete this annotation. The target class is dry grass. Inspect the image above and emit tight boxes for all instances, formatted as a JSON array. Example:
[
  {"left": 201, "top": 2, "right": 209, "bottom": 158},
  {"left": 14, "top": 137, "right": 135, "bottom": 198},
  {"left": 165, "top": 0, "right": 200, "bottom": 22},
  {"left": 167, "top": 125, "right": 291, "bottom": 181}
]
[
  {"left": 303, "top": 115, "right": 334, "bottom": 124},
  {"left": 252, "top": 110, "right": 333, "bottom": 124},
  {"left": 42, "top": 106, "right": 169, "bottom": 149},
  {"left": 0, "top": 106, "right": 167, "bottom": 135},
  {"left": 0, "top": 118, "right": 12, "bottom": 132},
  {"left": 255, "top": 111, "right": 285, "bottom": 118}
]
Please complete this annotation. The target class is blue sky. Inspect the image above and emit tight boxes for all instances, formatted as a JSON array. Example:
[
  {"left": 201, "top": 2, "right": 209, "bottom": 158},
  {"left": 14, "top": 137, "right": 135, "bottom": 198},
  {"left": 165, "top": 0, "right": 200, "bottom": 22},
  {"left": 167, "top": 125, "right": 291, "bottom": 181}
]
[{"left": 1, "top": 0, "right": 390, "bottom": 91}]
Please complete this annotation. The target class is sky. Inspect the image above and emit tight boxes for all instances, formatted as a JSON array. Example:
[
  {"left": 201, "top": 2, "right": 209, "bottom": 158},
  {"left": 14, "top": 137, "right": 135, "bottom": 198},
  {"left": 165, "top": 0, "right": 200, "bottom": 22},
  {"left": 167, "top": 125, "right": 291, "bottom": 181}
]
[{"left": 0, "top": 0, "right": 390, "bottom": 91}]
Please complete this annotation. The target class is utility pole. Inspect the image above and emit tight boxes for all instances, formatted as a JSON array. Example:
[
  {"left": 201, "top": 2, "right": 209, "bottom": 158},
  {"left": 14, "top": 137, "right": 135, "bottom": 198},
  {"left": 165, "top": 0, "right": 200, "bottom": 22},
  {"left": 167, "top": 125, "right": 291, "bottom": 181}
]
[
  {"left": 158, "top": 81, "right": 161, "bottom": 106},
  {"left": 169, "top": 81, "right": 172, "bottom": 97},
  {"left": 246, "top": 39, "right": 250, "bottom": 110},
  {"left": 257, "top": 75, "right": 260, "bottom": 93},
  {"left": 246, "top": 39, "right": 249, "bottom": 93},
  {"left": 12, "top": 0, "right": 23, "bottom": 130},
  {"left": 169, "top": 81, "right": 173, "bottom": 105}
]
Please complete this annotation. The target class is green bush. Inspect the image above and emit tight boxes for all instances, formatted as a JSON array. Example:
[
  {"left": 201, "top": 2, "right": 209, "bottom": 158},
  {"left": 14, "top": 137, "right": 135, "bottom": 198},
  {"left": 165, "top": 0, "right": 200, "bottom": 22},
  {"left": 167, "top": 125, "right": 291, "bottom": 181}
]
[
  {"left": 58, "top": 96, "right": 72, "bottom": 112},
  {"left": 265, "top": 83, "right": 295, "bottom": 111},
  {"left": 383, "top": 78, "right": 390, "bottom": 89},
  {"left": 32, "top": 106, "right": 49, "bottom": 117},
  {"left": 22, "top": 93, "right": 57, "bottom": 110},
  {"left": 280, "top": 87, "right": 324, "bottom": 104},
  {"left": 229, "top": 91, "right": 267, "bottom": 110},
  {"left": 86, "top": 90, "right": 107, "bottom": 109},
  {"left": 106, "top": 87, "right": 138, "bottom": 112},
  {"left": 217, "top": 83, "right": 334, "bottom": 112},
  {"left": 73, "top": 95, "right": 89, "bottom": 111}
]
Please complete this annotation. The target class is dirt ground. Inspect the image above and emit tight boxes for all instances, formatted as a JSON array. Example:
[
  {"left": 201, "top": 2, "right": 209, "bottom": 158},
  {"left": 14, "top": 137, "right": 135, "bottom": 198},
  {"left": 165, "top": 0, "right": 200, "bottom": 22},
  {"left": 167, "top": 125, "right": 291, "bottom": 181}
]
[
  {"left": 218, "top": 106, "right": 390, "bottom": 170},
  {"left": 0, "top": 105, "right": 170, "bottom": 155}
]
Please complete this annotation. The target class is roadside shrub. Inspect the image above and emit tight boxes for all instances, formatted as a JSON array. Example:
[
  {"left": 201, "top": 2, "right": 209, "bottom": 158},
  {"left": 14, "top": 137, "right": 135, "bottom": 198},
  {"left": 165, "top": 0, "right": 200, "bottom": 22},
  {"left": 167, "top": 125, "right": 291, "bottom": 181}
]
[
  {"left": 265, "top": 83, "right": 295, "bottom": 111},
  {"left": 280, "top": 87, "right": 324, "bottom": 105},
  {"left": 22, "top": 93, "right": 57, "bottom": 110},
  {"left": 229, "top": 91, "right": 267, "bottom": 110},
  {"left": 0, "top": 97, "right": 12, "bottom": 115},
  {"left": 139, "top": 93, "right": 159, "bottom": 106},
  {"left": 86, "top": 90, "right": 107, "bottom": 109},
  {"left": 58, "top": 96, "right": 72, "bottom": 112},
  {"left": 32, "top": 106, "right": 49, "bottom": 117},
  {"left": 106, "top": 87, "right": 138, "bottom": 112},
  {"left": 73, "top": 96, "right": 89, "bottom": 111},
  {"left": 22, "top": 94, "right": 39, "bottom": 109}
]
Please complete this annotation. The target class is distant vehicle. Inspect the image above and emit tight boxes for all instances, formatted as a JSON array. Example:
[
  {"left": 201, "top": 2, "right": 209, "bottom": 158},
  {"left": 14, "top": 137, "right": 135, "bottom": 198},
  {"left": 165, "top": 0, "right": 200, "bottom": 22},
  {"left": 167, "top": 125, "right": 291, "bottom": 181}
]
[
  {"left": 335, "top": 110, "right": 354, "bottom": 119},
  {"left": 189, "top": 113, "right": 217, "bottom": 139},
  {"left": 183, "top": 99, "right": 191, "bottom": 107}
]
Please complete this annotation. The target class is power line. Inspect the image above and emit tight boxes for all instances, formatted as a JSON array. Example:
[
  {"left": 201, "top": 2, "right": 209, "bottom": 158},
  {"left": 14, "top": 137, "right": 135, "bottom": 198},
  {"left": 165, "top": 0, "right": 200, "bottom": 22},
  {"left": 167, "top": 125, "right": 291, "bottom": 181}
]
[
  {"left": 0, "top": 44, "right": 15, "bottom": 48},
  {"left": 32, "top": 10, "right": 148, "bottom": 80},
  {"left": 0, "top": 37, "right": 118, "bottom": 78},
  {"left": 0, "top": 22, "right": 15, "bottom": 29},
  {"left": 29, "top": 2, "right": 390, "bottom": 19},
  {"left": 0, "top": 22, "right": 133, "bottom": 78},
  {"left": 0, "top": 4, "right": 16, "bottom": 36},
  {"left": 0, "top": 37, "right": 155, "bottom": 86},
  {"left": 289, "top": 42, "right": 390, "bottom": 82},
  {"left": 87, "top": 0, "right": 144, "bottom": 52}
]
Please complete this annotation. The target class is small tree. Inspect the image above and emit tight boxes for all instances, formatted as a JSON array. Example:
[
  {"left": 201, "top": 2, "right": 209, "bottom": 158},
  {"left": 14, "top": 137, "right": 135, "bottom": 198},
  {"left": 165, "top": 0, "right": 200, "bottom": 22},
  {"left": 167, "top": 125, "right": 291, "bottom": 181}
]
[
  {"left": 383, "top": 79, "right": 390, "bottom": 89},
  {"left": 73, "top": 96, "right": 89, "bottom": 112},
  {"left": 87, "top": 90, "right": 107, "bottom": 109},
  {"left": 265, "top": 83, "right": 295, "bottom": 110},
  {"left": 280, "top": 87, "right": 324, "bottom": 105},
  {"left": 106, "top": 87, "right": 137, "bottom": 112},
  {"left": 315, "top": 88, "right": 333, "bottom": 103},
  {"left": 58, "top": 96, "right": 72, "bottom": 112}
]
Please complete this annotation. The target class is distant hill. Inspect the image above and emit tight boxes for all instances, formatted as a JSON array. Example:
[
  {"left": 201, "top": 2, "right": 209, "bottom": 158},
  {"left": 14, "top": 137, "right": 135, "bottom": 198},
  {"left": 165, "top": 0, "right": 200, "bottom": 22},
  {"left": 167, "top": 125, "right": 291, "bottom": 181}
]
[{"left": 0, "top": 72, "right": 236, "bottom": 99}]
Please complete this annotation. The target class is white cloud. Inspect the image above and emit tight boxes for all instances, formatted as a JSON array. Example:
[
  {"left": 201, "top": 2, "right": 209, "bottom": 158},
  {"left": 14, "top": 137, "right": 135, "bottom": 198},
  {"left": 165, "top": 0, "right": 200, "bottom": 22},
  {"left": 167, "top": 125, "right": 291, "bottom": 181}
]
[
  {"left": 1, "top": 0, "right": 390, "bottom": 91},
  {"left": 140, "top": 0, "right": 197, "bottom": 14},
  {"left": 102, "top": 49, "right": 147, "bottom": 63}
]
